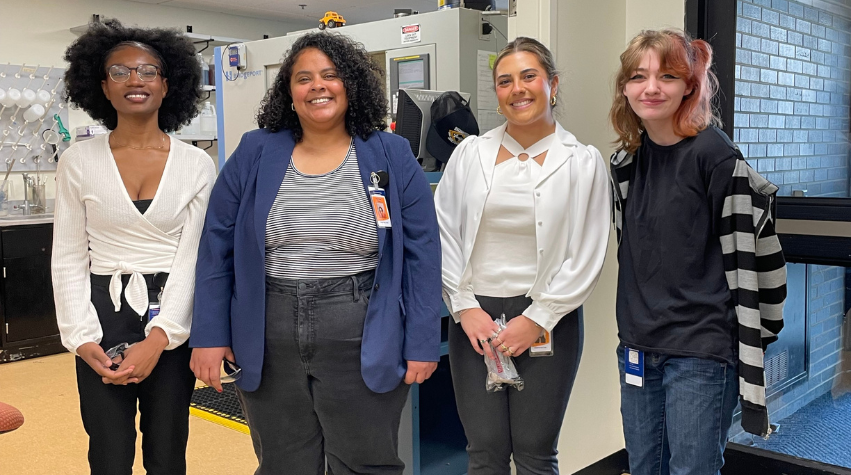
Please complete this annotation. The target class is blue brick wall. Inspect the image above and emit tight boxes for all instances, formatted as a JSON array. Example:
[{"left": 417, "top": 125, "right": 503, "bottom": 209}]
[
  {"left": 735, "top": 0, "right": 851, "bottom": 197},
  {"left": 732, "top": 2, "right": 847, "bottom": 440}
]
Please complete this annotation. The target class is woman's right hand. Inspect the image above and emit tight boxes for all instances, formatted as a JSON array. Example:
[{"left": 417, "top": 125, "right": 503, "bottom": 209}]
[
  {"left": 459, "top": 308, "right": 500, "bottom": 360},
  {"left": 190, "top": 347, "right": 235, "bottom": 392},
  {"left": 76, "top": 342, "right": 137, "bottom": 384}
]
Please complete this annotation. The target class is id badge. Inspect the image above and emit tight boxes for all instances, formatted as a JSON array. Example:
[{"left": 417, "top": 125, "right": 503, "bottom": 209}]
[
  {"left": 624, "top": 347, "right": 644, "bottom": 387},
  {"left": 369, "top": 187, "right": 392, "bottom": 228},
  {"left": 530, "top": 328, "right": 553, "bottom": 357},
  {"left": 148, "top": 303, "right": 161, "bottom": 322}
]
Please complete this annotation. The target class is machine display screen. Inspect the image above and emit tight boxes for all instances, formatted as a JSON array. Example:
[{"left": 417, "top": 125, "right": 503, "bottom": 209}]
[{"left": 397, "top": 59, "right": 426, "bottom": 89}]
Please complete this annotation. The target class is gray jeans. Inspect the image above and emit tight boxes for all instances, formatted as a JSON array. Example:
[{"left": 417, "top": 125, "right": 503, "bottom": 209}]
[
  {"left": 449, "top": 295, "right": 583, "bottom": 475},
  {"left": 238, "top": 272, "right": 410, "bottom": 475}
]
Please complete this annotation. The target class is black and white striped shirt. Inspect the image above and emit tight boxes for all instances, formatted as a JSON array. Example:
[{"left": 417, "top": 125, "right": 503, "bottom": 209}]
[{"left": 265, "top": 141, "right": 378, "bottom": 279}]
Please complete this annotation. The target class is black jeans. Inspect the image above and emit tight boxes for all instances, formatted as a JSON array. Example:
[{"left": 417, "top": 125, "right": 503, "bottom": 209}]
[
  {"left": 449, "top": 295, "right": 584, "bottom": 475},
  {"left": 76, "top": 274, "right": 195, "bottom": 475},
  {"left": 238, "top": 272, "right": 410, "bottom": 475}
]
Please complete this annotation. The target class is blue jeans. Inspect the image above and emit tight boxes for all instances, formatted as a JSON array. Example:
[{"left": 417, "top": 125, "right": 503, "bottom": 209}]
[{"left": 617, "top": 345, "right": 739, "bottom": 475}]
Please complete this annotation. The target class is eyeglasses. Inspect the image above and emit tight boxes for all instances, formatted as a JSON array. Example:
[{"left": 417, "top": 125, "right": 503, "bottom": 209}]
[
  {"left": 221, "top": 359, "right": 242, "bottom": 384},
  {"left": 107, "top": 64, "right": 161, "bottom": 83},
  {"left": 105, "top": 342, "right": 134, "bottom": 370}
]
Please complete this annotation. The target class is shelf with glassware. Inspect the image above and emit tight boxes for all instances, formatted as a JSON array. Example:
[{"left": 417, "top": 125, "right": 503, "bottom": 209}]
[
  {"left": 171, "top": 49, "right": 219, "bottom": 147},
  {"left": 172, "top": 95, "right": 218, "bottom": 146}
]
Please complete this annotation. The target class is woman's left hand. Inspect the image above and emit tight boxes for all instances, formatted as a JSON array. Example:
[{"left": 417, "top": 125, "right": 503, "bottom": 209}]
[
  {"left": 107, "top": 328, "right": 169, "bottom": 385},
  {"left": 491, "top": 315, "right": 542, "bottom": 358},
  {"left": 404, "top": 361, "right": 438, "bottom": 384}
]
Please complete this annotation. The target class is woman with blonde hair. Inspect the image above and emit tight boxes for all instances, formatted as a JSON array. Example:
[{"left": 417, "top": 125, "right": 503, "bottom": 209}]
[{"left": 609, "top": 29, "right": 786, "bottom": 475}]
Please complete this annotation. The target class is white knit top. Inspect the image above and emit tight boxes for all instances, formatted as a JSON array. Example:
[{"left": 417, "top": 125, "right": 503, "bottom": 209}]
[{"left": 51, "top": 133, "right": 216, "bottom": 354}]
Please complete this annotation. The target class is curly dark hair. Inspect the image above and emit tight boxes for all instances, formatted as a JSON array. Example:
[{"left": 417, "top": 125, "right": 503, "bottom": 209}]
[
  {"left": 63, "top": 19, "right": 201, "bottom": 132},
  {"left": 256, "top": 32, "right": 388, "bottom": 142}
]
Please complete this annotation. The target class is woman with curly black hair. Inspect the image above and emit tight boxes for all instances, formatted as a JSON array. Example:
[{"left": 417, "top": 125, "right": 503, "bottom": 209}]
[
  {"left": 190, "top": 32, "right": 442, "bottom": 474},
  {"left": 52, "top": 19, "right": 215, "bottom": 474}
]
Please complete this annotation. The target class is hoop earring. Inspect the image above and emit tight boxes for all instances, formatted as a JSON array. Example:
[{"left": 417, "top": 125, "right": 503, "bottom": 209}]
[
  {"left": 550, "top": 96, "right": 557, "bottom": 106},
  {"left": 496, "top": 106, "right": 502, "bottom": 115},
  {"left": 291, "top": 103, "right": 295, "bottom": 111}
]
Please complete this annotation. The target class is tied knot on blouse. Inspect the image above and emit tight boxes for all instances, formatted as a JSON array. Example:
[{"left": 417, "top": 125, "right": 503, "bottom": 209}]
[{"left": 110, "top": 262, "right": 149, "bottom": 317}]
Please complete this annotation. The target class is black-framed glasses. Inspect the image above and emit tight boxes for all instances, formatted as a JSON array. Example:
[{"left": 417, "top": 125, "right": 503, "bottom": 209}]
[
  {"left": 221, "top": 359, "right": 242, "bottom": 384},
  {"left": 107, "top": 64, "right": 161, "bottom": 83}
]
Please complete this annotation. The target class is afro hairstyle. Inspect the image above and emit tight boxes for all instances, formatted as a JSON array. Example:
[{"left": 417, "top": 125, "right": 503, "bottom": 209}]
[
  {"left": 256, "top": 32, "right": 388, "bottom": 142},
  {"left": 63, "top": 18, "right": 202, "bottom": 132}
]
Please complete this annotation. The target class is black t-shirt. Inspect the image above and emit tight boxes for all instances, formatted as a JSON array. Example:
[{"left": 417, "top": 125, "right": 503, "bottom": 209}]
[{"left": 616, "top": 126, "right": 739, "bottom": 364}]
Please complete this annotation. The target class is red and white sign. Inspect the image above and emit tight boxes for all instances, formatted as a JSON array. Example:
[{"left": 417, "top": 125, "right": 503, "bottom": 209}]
[{"left": 401, "top": 24, "right": 421, "bottom": 44}]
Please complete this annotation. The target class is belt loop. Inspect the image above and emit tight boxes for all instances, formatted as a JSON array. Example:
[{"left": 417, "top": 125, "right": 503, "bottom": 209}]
[{"left": 351, "top": 275, "right": 359, "bottom": 302}]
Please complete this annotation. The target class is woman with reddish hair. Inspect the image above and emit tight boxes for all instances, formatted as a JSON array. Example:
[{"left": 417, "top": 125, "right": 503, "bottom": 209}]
[{"left": 609, "top": 29, "right": 786, "bottom": 475}]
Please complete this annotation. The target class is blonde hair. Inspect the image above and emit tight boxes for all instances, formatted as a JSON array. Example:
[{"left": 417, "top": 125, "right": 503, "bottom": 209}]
[{"left": 610, "top": 29, "right": 721, "bottom": 152}]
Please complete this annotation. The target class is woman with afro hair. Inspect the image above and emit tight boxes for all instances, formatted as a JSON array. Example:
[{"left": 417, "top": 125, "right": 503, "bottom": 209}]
[
  {"left": 189, "top": 32, "right": 442, "bottom": 474},
  {"left": 52, "top": 19, "right": 215, "bottom": 474}
]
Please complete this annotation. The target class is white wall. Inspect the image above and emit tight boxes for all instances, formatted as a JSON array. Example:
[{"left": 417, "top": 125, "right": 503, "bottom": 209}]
[
  {"left": 512, "top": 0, "right": 686, "bottom": 472},
  {"left": 626, "top": 0, "right": 686, "bottom": 38},
  {"left": 0, "top": 0, "right": 313, "bottom": 201},
  {"left": 552, "top": 1, "right": 628, "bottom": 471}
]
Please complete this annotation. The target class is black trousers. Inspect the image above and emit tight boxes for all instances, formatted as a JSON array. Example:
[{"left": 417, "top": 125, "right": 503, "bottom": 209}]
[
  {"left": 449, "top": 295, "right": 584, "bottom": 475},
  {"left": 75, "top": 274, "right": 195, "bottom": 475}
]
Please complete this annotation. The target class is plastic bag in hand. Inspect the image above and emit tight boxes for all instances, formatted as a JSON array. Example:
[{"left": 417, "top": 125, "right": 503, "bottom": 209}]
[{"left": 484, "top": 315, "right": 524, "bottom": 392}]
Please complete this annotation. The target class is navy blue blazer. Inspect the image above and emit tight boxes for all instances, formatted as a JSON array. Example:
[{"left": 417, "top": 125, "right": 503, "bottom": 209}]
[{"left": 189, "top": 128, "right": 442, "bottom": 393}]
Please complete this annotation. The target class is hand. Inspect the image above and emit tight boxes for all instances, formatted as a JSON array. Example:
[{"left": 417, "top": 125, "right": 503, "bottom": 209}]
[
  {"left": 190, "top": 346, "right": 235, "bottom": 392},
  {"left": 112, "top": 327, "right": 169, "bottom": 385},
  {"left": 491, "top": 315, "right": 542, "bottom": 358},
  {"left": 459, "top": 307, "right": 500, "bottom": 360},
  {"left": 404, "top": 361, "right": 437, "bottom": 384},
  {"left": 76, "top": 342, "right": 137, "bottom": 385}
]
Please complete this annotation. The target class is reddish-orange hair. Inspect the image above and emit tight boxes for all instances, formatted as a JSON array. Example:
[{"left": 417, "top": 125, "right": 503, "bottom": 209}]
[{"left": 610, "top": 29, "right": 721, "bottom": 153}]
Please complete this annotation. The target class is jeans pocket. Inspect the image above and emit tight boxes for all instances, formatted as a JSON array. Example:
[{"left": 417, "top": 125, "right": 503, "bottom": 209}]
[
  {"left": 316, "top": 293, "right": 367, "bottom": 342},
  {"left": 678, "top": 358, "right": 727, "bottom": 385}
]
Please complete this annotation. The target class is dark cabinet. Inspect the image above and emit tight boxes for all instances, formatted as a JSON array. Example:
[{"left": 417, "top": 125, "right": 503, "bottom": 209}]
[{"left": 0, "top": 224, "right": 61, "bottom": 356}]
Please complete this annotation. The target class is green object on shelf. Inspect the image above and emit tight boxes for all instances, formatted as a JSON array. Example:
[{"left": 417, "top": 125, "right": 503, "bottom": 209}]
[{"left": 54, "top": 114, "right": 71, "bottom": 142}]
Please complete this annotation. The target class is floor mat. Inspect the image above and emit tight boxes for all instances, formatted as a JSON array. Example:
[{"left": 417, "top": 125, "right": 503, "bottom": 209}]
[
  {"left": 751, "top": 391, "right": 851, "bottom": 468},
  {"left": 190, "top": 383, "right": 249, "bottom": 434}
]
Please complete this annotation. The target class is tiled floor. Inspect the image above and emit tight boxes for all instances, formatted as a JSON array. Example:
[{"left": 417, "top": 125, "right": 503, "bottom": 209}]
[{"left": 0, "top": 352, "right": 257, "bottom": 474}]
